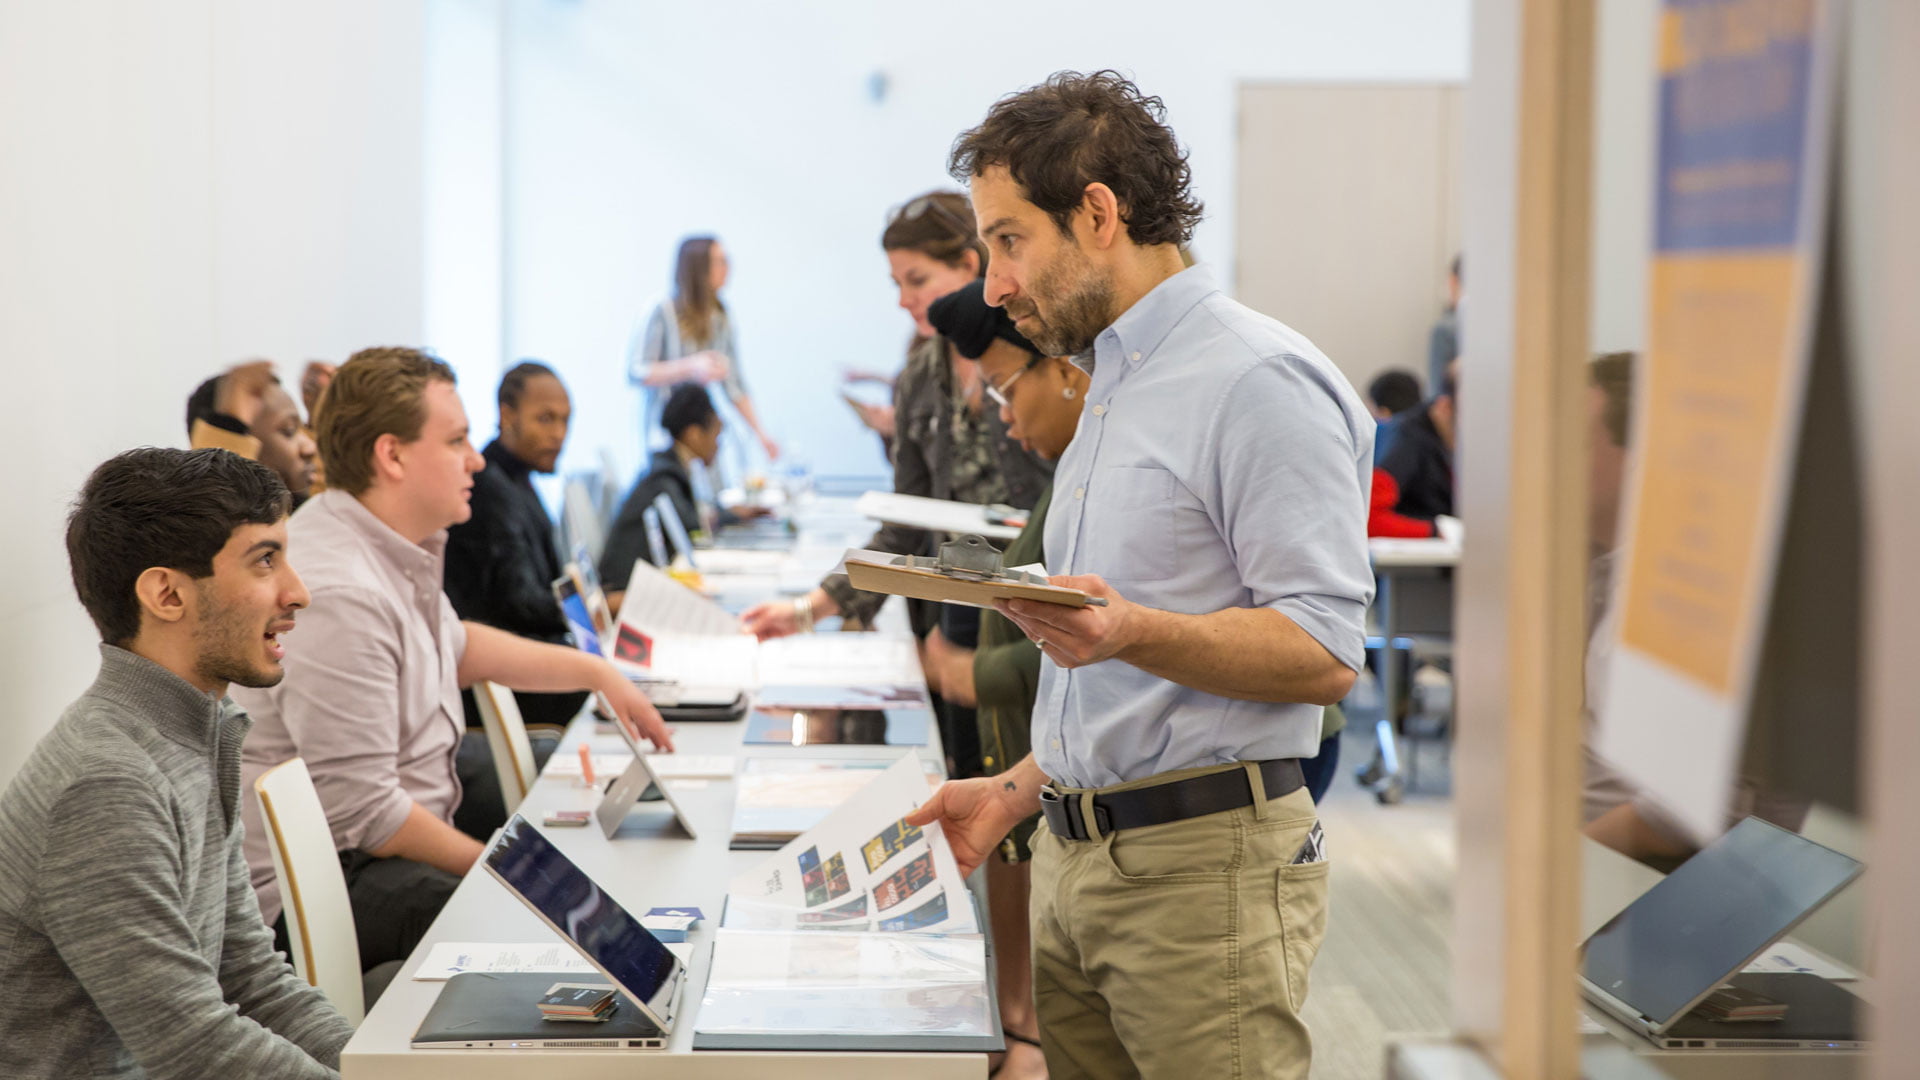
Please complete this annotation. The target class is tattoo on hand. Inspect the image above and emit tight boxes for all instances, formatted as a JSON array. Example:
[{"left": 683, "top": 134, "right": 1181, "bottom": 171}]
[{"left": 1003, "top": 780, "right": 1018, "bottom": 792}]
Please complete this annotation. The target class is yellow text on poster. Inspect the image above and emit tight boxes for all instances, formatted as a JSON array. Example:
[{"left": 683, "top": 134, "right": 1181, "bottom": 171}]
[{"left": 1620, "top": 252, "right": 1798, "bottom": 693}]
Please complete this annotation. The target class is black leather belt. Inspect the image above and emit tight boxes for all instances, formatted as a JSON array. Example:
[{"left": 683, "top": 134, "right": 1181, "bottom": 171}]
[{"left": 1039, "top": 759, "right": 1306, "bottom": 841}]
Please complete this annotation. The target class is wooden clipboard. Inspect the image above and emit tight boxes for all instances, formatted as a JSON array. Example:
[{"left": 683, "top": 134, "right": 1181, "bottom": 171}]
[{"left": 843, "top": 555, "right": 1102, "bottom": 609}]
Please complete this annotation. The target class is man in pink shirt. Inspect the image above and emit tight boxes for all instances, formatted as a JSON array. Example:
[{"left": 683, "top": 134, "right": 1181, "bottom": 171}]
[{"left": 234, "top": 347, "right": 673, "bottom": 969}]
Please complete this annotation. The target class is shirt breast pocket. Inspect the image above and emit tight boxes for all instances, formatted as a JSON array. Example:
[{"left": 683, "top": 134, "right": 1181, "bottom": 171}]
[{"left": 1081, "top": 465, "right": 1179, "bottom": 583}]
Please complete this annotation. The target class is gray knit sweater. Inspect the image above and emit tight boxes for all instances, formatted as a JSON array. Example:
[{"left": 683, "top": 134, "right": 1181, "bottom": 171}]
[{"left": 0, "top": 645, "right": 355, "bottom": 1078}]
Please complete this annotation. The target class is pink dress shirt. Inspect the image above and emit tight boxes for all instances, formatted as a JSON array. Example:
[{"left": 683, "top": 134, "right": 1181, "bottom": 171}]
[{"left": 233, "top": 489, "right": 468, "bottom": 925}]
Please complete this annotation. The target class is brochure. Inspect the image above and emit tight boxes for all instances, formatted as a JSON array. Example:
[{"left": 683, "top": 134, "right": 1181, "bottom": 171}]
[{"left": 724, "top": 754, "right": 974, "bottom": 934}]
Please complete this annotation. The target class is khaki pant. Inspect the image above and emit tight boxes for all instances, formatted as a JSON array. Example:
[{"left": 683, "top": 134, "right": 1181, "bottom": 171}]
[{"left": 1030, "top": 766, "right": 1330, "bottom": 1080}]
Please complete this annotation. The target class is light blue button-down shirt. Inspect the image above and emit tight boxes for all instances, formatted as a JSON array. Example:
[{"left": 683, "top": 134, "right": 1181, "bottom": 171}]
[{"left": 1034, "top": 266, "right": 1375, "bottom": 788}]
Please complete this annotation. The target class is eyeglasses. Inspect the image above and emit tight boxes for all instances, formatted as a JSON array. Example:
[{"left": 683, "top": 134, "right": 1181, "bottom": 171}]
[
  {"left": 891, "top": 194, "right": 975, "bottom": 238},
  {"left": 984, "top": 356, "right": 1043, "bottom": 409}
]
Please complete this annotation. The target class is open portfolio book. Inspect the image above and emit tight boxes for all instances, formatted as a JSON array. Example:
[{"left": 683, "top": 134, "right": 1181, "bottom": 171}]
[
  {"left": 608, "top": 558, "right": 926, "bottom": 711},
  {"left": 693, "top": 755, "right": 1001, "bottom": 1052}
]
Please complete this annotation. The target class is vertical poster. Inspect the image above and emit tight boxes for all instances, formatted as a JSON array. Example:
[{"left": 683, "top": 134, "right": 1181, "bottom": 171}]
[{"left": 1598, "top": 0, "right": 1840, "bottom": 839}]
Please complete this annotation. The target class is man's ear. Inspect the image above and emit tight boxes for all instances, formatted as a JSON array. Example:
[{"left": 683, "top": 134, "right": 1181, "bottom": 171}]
[
  {"left": 371, "top": 431, "right": 405, "bottom": 484},
  {"left": 1079, "top": 183, "right": 1124, "bottom": 250},
  {"left": 133, "top": 566, "right": 193, "bottom": 629}
]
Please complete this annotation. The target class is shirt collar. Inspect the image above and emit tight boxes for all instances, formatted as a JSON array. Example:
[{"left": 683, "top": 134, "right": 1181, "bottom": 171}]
[
  {"left": 1088, "top": 264, "right": 1219, "bottom": 375},
  {"left": 88, "top": 644, "right": 232, "bottom": 752},
  {"left": 318, "top": 488, "right": 448, "bottom": 573}
]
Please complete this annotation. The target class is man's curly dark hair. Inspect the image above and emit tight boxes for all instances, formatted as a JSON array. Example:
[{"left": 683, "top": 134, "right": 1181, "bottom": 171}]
[{"left": 949, "top": 70, "right": 1204, "bottom": 248}]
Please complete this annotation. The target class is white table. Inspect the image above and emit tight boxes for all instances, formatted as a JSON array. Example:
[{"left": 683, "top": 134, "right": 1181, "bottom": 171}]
[
  {"left": 342, "top": 703, "right": 987, "bottom": 1078},
  {"left": 345, "top": 500, "right": 989, "bottom": 1076},
  {"left": 1360, "top": 537, "right": 1459, "bottom": 803},
  {"left": 1389, "top": 839, "right": 1867, "bottom": 1079}
]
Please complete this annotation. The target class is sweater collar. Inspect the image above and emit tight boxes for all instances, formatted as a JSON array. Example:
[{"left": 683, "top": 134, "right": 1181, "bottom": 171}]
[
  {"left": 88, "top": 644, "right": 231, "bottom": 751},
  {"left": 483, "top": 438, "right": 536, "bottom": 485}
]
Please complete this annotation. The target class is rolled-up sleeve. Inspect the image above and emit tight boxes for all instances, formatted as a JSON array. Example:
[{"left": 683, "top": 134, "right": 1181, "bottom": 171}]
[
  {"left": 1210, "top": 360, "right": 1374, "bottom": 673},
  {"left": 272, "top": 586, "right": 416, "bottom": 852}
]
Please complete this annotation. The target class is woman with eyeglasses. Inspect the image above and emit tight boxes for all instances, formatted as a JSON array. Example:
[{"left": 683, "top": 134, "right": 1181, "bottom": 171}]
[
  {"left": 741, "top": 193, "right": 1051, "bottom": 765},
  {"left": 627, "top": 235, "right": 781, "bottom": 463},
  {"left": 906, "top": 279, "right": 1085, "bottom": 1080}
]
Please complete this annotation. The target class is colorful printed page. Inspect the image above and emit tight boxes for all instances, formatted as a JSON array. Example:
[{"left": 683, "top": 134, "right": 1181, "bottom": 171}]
[{"left": 724, "top": 754, "right": 975, "bottom": 935}]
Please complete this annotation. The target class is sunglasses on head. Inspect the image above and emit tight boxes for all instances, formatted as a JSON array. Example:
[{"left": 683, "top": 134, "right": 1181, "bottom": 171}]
[{"left": 892, "top": 195, "right": 975, "bottom": 238}]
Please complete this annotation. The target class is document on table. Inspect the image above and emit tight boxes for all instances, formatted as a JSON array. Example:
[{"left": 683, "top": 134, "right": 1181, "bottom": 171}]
[
  {"left": 724, "top": 754, "right": 976, "bottom": 934},
  {"left": 698, "top": 930, "right": 992, "bottom": 1039},
  {"left": 853, "top": 490, "right": 1022, "bottom": 541},
  {"left": 1742, "top": 941, "right": 1858, "bottom": 981},
  {"left": 411, "top": 940, "right": 693, "bottom": 981}
]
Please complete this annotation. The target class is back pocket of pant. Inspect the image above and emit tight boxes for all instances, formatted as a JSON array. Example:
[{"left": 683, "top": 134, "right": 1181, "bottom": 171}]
[{"left": 1276, "top": 860, "right": 1331, "bottom": 1010}]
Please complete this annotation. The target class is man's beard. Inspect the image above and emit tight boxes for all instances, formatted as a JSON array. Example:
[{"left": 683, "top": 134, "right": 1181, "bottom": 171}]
[
  {"left": 192, "top": 587, "right": 285, "bottom": 691},
  {"left": 1012, "top": 243, "right": 1115, "bottom": 357}
]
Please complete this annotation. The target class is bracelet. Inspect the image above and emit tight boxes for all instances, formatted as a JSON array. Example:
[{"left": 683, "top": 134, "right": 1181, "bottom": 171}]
[{"left": 794, "top": 595, "right": 815, "bottom": 634}]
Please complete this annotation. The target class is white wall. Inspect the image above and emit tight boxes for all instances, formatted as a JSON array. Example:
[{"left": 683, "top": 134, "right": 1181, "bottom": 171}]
[
  {"left": 0, "top": 1, "right": 430, "bottom": 789},
  {"left": 500, "top": 0, "right": 1471, "bottom": 484}
]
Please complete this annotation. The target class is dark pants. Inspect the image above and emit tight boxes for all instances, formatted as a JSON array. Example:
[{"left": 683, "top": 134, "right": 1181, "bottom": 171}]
[
  {"left": 1299, "top": 732, "right": 1342, "bottom": 804},
  {"left": 271, "top": 730, "right": 558, "bottom": 972},
  {"left": 451, "top": 726, "right": 561, "bottom": 841},
  {"left": 937, "top": 605, "right": 985, "bottom": 780}
]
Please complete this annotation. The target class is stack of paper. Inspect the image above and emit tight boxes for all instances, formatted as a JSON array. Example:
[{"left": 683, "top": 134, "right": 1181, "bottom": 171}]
[
  {"left": 853, "top": 490, "right": 1022, "bottom": 541},
  {"left": 728, "top": 758, "right": 906, "bottom": 850},
  {"left": 724, "top": 755, "right": 974, "bottom": 934},
  {"left": 695, "top": 754, "right": 995, "bottom": 1048},
  {"left": 611, "top": 557, "right": 927, "bottom": 707}
]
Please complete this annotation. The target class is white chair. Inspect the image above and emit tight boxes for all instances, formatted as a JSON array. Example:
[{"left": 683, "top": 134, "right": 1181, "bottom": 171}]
[
  {"left": 253, "top": 758, "right": 367, "bottom": 1024},
  {"left": 474, "top": 680, "right": 537, "bottom": 813},
  {"left": 562, "top": 471, "right": 608, "bottom": 564}
]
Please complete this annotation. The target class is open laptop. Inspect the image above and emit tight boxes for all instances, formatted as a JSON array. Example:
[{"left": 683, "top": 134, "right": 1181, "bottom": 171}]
[
  {"left": 1580, "top": 816, "right": 1864, "bottom": 1050},
  {"left": 413, "top": 815, "right": 688, "bottom": 1050},
  {"left": 595, "top": 743, "right": 700, "bottom": 841}
]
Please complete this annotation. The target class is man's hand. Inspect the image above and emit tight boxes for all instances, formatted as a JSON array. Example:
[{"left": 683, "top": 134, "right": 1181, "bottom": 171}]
[
  {"left": 594, "top": 666, "right": 675, "bottom": 752},
  {"left": 739, "top": 600, "right": 800, "bottom": 640},
  {"left": 214, "top": 360, "right": 277, "bottom": 430},
  {"left": 904, "top": 776, "right": 1030, "bottom": 878},
  {"left": 995, "top": 574, "right": 1144, "bottom": 670},
  {"left": 922, "top": 628, "right": 977, "bottom": 707}
]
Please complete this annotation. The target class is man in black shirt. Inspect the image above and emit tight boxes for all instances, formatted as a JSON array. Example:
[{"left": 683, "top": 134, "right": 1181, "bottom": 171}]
[
  {"left": 601, "top": 384, "right": 765, "bottom": 606},
  {"left": 444, "top": 362, "right": 587, "bottom": 733},
  {"left": 1377, "top": 371, "right": 1457, "bottom": 525}
]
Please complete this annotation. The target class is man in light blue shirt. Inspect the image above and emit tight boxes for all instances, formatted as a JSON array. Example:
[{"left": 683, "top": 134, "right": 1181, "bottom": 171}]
[{"left": 908, "top": 71, "right": 1372, "bottom": 1080}]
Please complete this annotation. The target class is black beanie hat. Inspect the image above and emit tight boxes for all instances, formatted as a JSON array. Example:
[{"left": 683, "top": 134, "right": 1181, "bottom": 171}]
[{"left": 926, "top": 279, "right": 1040, "bottom": 360}]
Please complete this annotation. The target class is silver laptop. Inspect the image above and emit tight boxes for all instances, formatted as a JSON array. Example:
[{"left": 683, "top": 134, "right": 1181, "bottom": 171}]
[
  {"left": 595, "top": 748, "right": 699, "bottom": 841},
  {"left": 412, "top": 815, "right": 688, "bottom": 1049},
  {"left": 1580, "top": 816, "right": 1863, "bottom": 1050}
]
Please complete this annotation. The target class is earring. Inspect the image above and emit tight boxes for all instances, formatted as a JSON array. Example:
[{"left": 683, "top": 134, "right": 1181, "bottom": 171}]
[{"left": 1062, "top": 386, "right": 1078, "bottom": 400}]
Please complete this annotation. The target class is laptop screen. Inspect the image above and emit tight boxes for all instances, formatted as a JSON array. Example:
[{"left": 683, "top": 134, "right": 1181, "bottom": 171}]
[
  {"left": 1582, "top": 817, "right": 1861, "bottom": 1025},
  {"left": 484, "top": 815, "right": 681, "bottom": 1026}
]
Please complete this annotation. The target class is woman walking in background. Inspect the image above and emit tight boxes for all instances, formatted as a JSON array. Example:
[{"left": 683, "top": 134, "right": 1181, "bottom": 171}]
[{"left": 627, "top": 235, "right": 780, "bottom": 463}]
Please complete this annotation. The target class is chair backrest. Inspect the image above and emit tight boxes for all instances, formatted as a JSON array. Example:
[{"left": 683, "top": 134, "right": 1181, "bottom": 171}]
[
  {"left": 253, "top": 758, "right": 366, "bottom": 1024},
  {"left": 474, "top": 680, "right": 536, "bottom": 811},
  {"left": 562, "top": 472, "right": 607, "bottom": 563}
]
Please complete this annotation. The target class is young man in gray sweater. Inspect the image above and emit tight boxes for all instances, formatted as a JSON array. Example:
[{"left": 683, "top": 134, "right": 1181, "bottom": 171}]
[{"left": 0, "top": 447, "right": 354, "bottom": 1078}]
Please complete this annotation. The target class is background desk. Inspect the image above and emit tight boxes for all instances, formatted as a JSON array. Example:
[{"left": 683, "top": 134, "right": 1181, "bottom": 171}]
[{"left": 1361, "top": 537, "right": 1459, "bottom": 803}]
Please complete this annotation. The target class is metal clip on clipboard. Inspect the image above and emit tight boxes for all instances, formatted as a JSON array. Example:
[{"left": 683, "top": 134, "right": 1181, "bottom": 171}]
[{"left": 889, "top": 535, "right": 1108, "bottom": 605}]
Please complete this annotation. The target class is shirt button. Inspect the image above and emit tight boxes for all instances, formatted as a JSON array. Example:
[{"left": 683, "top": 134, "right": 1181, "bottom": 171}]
[
  {"left": 1074, "top": 487, "right": 1085, "bottom": 499},
  {"left": 1091, "top": 404, "right": 1106, "bottom": 417},
  {"left": 1130, "top": 351, "right": 1141, "bottom": 362},
  {"left": 1050, "top": 739, "right": 1062, "bottom": 749}
]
